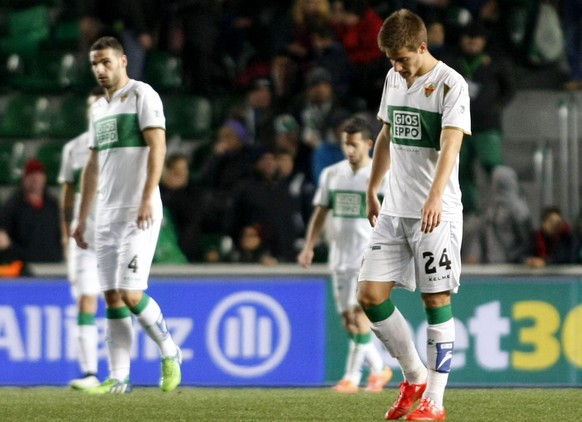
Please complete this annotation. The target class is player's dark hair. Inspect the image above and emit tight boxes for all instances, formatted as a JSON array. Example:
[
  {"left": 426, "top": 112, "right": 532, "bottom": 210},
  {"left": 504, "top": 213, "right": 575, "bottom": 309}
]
[
  {"left": 165, "top": 152, "right": 189, "bottom": 169},
  {"left": 90, "top": 36, "right": 125, "bottom": 54},
  {"left": 343, "top": 116, "right": 372, "bottom": 140}
]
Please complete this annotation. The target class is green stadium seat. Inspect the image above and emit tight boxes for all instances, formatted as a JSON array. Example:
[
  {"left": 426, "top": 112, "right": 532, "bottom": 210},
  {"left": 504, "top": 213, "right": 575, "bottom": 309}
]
[
  {"left": 35, "top": 139, "right": 66, "bottom": 185},
  {"left": 0, "top": 94, "right": 51, "bottom": 139},
  {"left": 48, "top": 94, "right": 89, "bottom": 139},
  {"left": 10, "top": 50, "right": 78, "bottom": 93},
  {"left": 164, "top": 94, "right": 212, "bottom": 140},
  {"left": 144, "top": 52, "right": 183, "bottom": 94},
  {"left": 0, "top": 141, "right": 26, "bottom": 185},
  {"left": 0, "top": 6, "right": 51, "bottom": 57}
]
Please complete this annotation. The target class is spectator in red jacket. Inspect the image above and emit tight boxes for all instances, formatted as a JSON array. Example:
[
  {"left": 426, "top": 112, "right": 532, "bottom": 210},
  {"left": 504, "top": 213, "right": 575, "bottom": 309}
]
[{"left": 331, "top": 0, "right": 388, "bottom": 109}]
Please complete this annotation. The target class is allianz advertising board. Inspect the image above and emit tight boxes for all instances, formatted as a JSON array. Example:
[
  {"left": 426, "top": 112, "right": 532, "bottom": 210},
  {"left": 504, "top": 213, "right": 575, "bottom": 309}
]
[{"left": 0, "top": 278, "right": 327, "bottom": 386}]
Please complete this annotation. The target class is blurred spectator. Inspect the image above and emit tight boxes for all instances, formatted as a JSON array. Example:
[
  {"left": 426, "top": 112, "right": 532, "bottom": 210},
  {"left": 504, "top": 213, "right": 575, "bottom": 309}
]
[
  {"left": 160, "top": 153, "right": 206, "bottom": 262},
  {"left": 274, "top": 114, "right": 314, "bottom": 181},
  {"left": 230, "top": 224, "right": 279, "bottom": 265},
  {"left": 563, "top": 0, "right": 582, "bottom": 89},
  {"left": 330, "top": 0, "right": 387, "bottom": 109},
  {"left": 526, "top": 206, "right": 575, "bottom": 268},
  {"left": 275, "top": 148, "right": 315, "bottom": 232},
  {"left": 172, "top": 0, "right": 223, "bottom": 95},
  {"left": 311, "top": 109, "right": 351, "bottom": 183},
  {"left": 469, "top": 166, "right": 533, "bottom": 264},
  {"left": 0, "top": 159, "right": 63, "bottom": 263},
  {"left": 311, "top": 22, "right": 354, "bottom": 100},
  {"left": 295, "top": 66, "right": 348, "bottom": 149},
  {"left": 274, "top": 0, "right": 332, "bottom": 65},
  {"left": 226, "top": 148, "right": 305, "bottom": 262},
  {"left": 0, "top": 228, "right": 32, "bottom": 277},
  {"left": 197, "top": 119, "right": 255, "bottom": 233},
  {"left": 271, "top": 0, "right": 332, "bottom": 105},
  {"left": 573, "top": 209, "right": 582, "bottom": 263},
  {"left": 426, "top": 17, "right": 448, "bottom": 59},
  {"left": 445, "top": 21, "right": 516, "bottom": 218},
  {"left": 79, "top": 0, "right": 159, "bottom": 80},
  {"left": 228, "top": 77, "right": 278, "bottom": 148}
]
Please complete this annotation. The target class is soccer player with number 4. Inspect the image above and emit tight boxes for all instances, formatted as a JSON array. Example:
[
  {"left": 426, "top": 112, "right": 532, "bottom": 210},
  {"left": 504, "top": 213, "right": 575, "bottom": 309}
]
[
  {"left": 356, "top": 9, "right": 471, "bottom": 421},
  {"left": 72, "top": 36, "right": 182, "bottom": 394}
]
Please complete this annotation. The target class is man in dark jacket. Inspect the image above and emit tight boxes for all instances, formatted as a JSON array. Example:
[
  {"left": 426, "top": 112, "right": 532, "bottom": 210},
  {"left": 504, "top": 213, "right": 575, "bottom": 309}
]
[{"left": 0, "top": 159, "right": 63, "bottom": 263}]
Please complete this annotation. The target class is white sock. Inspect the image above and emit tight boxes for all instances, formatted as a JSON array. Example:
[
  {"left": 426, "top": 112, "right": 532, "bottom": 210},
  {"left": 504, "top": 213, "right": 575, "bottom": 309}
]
[
  {"left": 106, "top": 316, "right": 133, "bottom": 381},
  {"left": 344, "top": 339, "right": 366, "bottom": 385},
  {"left": 78, "top": 324, "right": 98, "bottom": 375},
  {"left": 424, "top": 319, "right": 455, "bottom": 407},
  {"left": 363, "top": 337, "right": 385, "bottom": 374},
  {"left": 133, "top": 296, "right": 177, "bottom": 358},
  {"left": 371, "top": 307, "right": 427, "bottom": 384}
]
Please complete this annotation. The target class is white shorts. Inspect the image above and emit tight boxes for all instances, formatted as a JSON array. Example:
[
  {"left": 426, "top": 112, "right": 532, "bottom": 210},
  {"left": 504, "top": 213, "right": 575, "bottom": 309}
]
[
  {"left": 358, "top": 215, "right": 462, "bottom": 293},
  {"left": 331, "top": 269, "right": 361, "bottom": 314},
  {"left": 67, "top": 240, "right": 100, "bottom": 298},
  {"left": 95, "top": 219, "right": 161, "bottom": 292}
]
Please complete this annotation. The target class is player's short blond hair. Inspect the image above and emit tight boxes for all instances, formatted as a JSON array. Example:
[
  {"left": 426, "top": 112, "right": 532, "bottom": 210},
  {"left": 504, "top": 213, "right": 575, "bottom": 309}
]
[{"left": 377, "top": 9, "right": 427, "bottom": 56}]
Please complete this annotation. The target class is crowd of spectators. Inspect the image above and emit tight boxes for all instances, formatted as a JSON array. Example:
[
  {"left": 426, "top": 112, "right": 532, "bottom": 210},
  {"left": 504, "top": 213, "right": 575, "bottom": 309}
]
[{"left": 1, "top": 0, "right": 582, "bottom": 268}]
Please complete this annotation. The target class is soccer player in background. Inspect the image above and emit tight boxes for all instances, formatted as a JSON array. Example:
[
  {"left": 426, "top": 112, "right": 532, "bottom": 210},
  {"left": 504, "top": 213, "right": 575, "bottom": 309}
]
[
  {"left": 59, "top": 87, "right": 105, "bottom": 390},
  {"left": 298, "top": 115, "right": 392, "bottom": 394},
  {"left": 73, "top": 36, "right": 182, "bottom": 394},
  {"left": 356, "top": 9, "right": 471, "bottom": 420}
]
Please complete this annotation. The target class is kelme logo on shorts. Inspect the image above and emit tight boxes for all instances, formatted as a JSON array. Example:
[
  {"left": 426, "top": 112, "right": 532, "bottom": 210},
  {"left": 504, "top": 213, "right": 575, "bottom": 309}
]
[
  {"left": 95, "top": 118, "right": 118, "bottom": 147},
  {"left": 393, "top": 111, "right": 421, "bottom": 140}
]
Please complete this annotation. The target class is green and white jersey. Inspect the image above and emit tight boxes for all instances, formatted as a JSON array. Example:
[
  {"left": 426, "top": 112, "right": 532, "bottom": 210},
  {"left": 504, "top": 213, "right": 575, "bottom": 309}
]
[
  {"left": 89, "top": 79, "right": 165, "bottom": 223},
  {"left": 313, "top": 160, "right": 386, "bottom": 271},
  {"left": 57, "top": 131, "right": 95, "bottom": 228},
  {"left": 378, "top": 61, "right": 471, "bottom": 222}
]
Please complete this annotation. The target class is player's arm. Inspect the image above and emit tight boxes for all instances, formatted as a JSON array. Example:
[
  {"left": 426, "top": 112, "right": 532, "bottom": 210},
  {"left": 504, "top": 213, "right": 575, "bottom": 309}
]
[
  {"left": 60, "top": 181, "right": 75, "bottom": 253},
  {"left": 298, "top": 205, "right": 329, "bottom": 268},
  {"left": 138, "top": 127, "right": 166, "bottom": 229},
  {"left": 72, "top": 149, "right": 98, "bottom": 249},
  {"left": 421, "top": 127, "right": 464, "bottom": 234},
  {"left": 367, "top": 123, "right": 391, "bottom": 227}
]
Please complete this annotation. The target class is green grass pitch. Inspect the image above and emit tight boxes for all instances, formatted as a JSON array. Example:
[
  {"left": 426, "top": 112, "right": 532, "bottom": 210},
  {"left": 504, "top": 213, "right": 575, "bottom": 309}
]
[{"left": 0, "top": 387, "right": 580, "bottom": 421}]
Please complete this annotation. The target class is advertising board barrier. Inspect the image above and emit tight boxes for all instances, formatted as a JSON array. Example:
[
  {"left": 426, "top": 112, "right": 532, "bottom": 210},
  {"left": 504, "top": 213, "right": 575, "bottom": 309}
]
[
  {"left": 0, "top": 277, "right": 326, "bottom": 386},
  {"left": 1, "top": 273, "right": 581, "bottom": 386}
]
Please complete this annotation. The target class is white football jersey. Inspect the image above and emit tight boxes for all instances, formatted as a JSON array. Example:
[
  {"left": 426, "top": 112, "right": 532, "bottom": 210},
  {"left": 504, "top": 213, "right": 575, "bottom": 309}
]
[
  {"left": 89, "top": 79, "right": 165, "bottom": 223},
  {"left": 313, "top": 159, "right": 387, "bottom": 271},
  {"left": 377, "top": 61, "right": 471, "bottom": 222},
  {"left": 58, "top": 131, "right": 95, "bottom": 229}
]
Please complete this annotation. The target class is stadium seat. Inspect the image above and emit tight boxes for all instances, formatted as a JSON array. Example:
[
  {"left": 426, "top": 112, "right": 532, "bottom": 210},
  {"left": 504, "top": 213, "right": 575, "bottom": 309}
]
[
  {"left": 211, "top": 93, "right": 243, "bottom": 131},
  {"left": 35, "top": 139, "right": 66, "bottom": 185},
  {"left": 0, "top": 6, "right": 51, "bottom": 57},
  {"left": 48, "top": 94, "right": 89, "bottom": 139},
  {"left": 0, "top": 141, "right": 25, "bottom": 185},
  {"left": 0, "top": 94, "right": 51, "bottom": 139},
  {"left": 144, "top": 52, "right": 183, "bottom": 94},
  {"left": 10, "top": 50, "right": 78, "bottom": 93},
  {"left": 164, "top": 95, "right": 212, "bottom": 140}
]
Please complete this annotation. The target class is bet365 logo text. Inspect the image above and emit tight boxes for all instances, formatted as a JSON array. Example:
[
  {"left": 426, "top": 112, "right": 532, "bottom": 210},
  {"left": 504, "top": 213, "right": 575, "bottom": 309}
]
[{"left": 402, "top": 300, "right": 582, "bottom": 371}]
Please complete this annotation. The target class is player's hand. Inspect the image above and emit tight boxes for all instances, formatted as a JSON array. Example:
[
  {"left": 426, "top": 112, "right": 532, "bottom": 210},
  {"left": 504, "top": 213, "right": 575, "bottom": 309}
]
[
  {"left": 72, "top": 221, "right": 88, "bottom": 249},
  {"left": 420, "top": 194, "right": 442, "bottom": 233},
  {"left": 297, "top": 249, "right": 314, "bottom": 268},
  {"left": 137, "top": 200, "right": 154, "bottom": 230},
  {"left": 367, "top": 192, "right": 381, "bottom": 227}
]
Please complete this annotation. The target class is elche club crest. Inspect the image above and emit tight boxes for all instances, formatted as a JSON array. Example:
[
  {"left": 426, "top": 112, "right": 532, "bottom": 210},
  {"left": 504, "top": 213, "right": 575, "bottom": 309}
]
[{"left": 424, "top": 82, "right": 436, "bottom": 97}]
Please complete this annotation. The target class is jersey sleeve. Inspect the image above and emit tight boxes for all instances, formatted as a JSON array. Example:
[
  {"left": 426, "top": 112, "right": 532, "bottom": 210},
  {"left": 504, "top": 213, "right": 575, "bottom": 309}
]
[
  {"left": 312, "top": 167, "right": 331, "bottom": 207},
  {"left": 136, "top": 83, "right": 166, "bottom": 131},
  {"left": 441, "top": 73, "right": 472, "bottom": 135},
  {"left": 57, "top": 140, "right": 75, "bottom": 184},
  {"left": 377, "top": 71, "right": 393, "bottom": 125}
]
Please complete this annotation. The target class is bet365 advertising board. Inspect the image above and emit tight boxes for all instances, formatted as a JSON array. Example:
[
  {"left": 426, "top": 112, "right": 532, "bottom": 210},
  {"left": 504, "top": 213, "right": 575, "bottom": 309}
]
[{"left": 1, "top": 275, "right": 581, "bottom": 386}]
